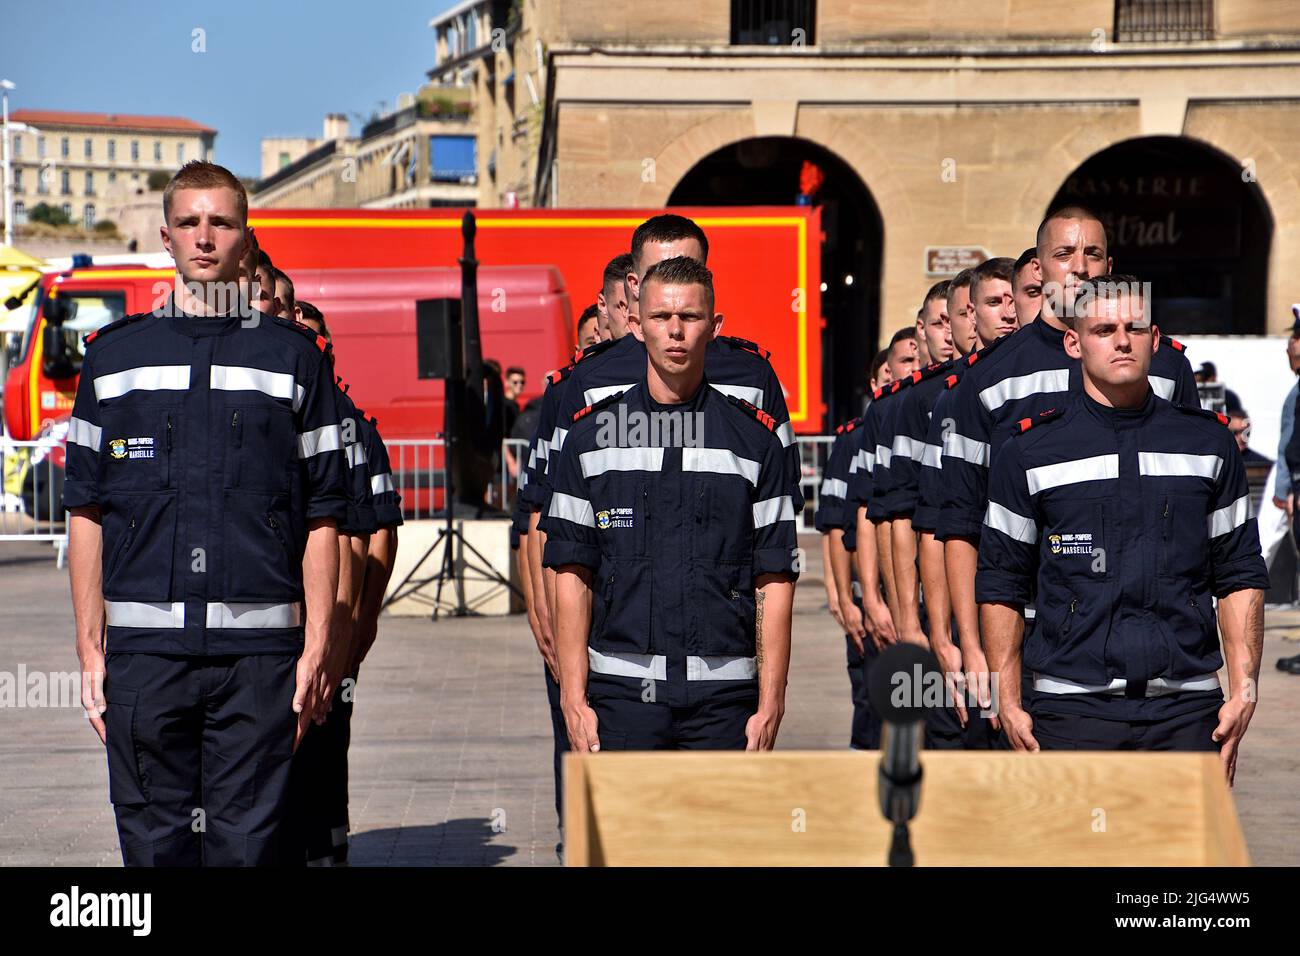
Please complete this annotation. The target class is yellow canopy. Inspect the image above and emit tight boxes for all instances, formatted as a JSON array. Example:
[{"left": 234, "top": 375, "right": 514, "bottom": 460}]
[{"left": 0, "top": 245, "right": 45, "bottom": 270}]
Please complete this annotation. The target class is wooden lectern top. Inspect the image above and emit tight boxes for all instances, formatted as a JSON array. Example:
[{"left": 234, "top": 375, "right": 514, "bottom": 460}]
[{"left": 563, "top": 751, "right": 1247, "bottom": 867}]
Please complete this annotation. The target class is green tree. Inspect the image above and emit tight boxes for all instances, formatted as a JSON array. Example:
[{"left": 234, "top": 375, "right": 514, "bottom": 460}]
[{"left": 29, "top": 202, "right": 71, "bottom": 227}]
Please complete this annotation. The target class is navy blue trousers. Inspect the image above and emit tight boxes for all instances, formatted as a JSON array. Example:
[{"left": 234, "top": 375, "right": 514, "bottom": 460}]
[{"left": 103, "top": 652, "right": 297, "bottom": 866}]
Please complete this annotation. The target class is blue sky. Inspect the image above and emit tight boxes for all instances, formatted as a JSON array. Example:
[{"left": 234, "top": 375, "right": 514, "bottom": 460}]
[{"left": 0, "top": 0, "right": 458, "bottom": 179}]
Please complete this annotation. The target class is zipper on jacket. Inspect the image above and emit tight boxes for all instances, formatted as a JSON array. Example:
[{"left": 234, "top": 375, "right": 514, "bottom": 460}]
[
  {"left": 109, "top": 515, "right": 137, "bottom": 581},
  {"left": 164, "top": 414, "right": 173, "bottom": 487},
  {"left": 1062, "top": 597, "right": 1078, "bottom": 636}
]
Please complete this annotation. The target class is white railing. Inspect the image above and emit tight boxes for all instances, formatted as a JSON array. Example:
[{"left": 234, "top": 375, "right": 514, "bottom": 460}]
[{"left": 0, "top": 438, "right": 69, "bottom": 566}]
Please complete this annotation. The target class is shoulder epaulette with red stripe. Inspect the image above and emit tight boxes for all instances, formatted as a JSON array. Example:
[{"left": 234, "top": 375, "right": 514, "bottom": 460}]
[
  {"left": 836, "top": 417, "right": 859, "bottom": 435},
  {"left": 1014, "top": 407, "right": 1065, "bottom": 434},
  {"left": 726, "top": 395, "right": 778, "bottom": 433},
  {"left": 1173, "top": 403, "right": 1229, "bottom": 426},
  {"left": 914, "top": 358, "right": 956, "bottom": 384},
  {"left": 576, "top": 338, "right": 616, "bottom": 363},
  {"left": 572, "top": 389, "right": 625, "bottom": 423},
  {"left": 547, "top": 363, "right": 576, "bottom": 387},
  {"left": 717, "top": 335, "right": 772, "bottom": 362},
  {"left": 964, "top": 330, "right": 1012, "bottom": 367},
  {"left": 83, "top": 312, "right": 149, "bottom": 346},
  {"left": 272, "top": 315, "right": 330, "bottom": 352},
  {"left": 1165, "top": 336, "right": 1186, "bottom": 353},
  {"left": 945, "top": 372, "right": 961, "bottom": 390}
]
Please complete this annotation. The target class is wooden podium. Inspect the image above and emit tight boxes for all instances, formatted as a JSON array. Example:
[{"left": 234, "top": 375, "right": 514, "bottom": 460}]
[{"left": 563, "top": 751, "right": 1248, "bottom": 866}]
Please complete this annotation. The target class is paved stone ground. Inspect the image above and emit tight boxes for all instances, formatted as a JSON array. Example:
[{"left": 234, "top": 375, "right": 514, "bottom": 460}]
[{"left": 0, "top": 537, "right": 1296, "bottom": 866}]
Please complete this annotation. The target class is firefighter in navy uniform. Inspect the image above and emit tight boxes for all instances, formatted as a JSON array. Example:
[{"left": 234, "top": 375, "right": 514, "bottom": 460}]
[
  {"left": 978, "top": 277, "right": 1266, "bottom": 777},
  {"left": 815, "top": 418, "right": 876, "bottom": 749},
  {"left": 545, "top": 257, "right": 798, "bottom": 751},
  {"left": 66, "top": 162, "right": 347, "bottom": 866},
  {"left": 280, "top": 301, "right": 380, "bottom": 866}
]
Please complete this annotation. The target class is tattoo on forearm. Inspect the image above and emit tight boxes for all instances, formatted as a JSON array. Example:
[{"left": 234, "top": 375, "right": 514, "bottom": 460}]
[{"left": 755, "top": 590, "right": 766, "bottom": 675}]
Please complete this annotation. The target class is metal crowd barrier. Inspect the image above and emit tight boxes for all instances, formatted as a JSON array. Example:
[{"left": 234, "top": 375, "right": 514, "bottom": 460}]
[
  {"left": 0, "top": 438, "right": 69, "bottom": 566},
  {"left": 0, "top": 435, "right": 842, "bottom": 563}
]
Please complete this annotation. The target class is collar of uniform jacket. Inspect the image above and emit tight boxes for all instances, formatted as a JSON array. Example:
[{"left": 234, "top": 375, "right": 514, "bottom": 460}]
[{"left": 162, "top": 294, "right": 260, "bottom": 337}]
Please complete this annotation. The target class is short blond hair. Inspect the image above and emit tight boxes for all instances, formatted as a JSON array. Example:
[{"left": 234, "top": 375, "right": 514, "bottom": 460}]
[{"left": 163, "top": 160, "right": 248, "bottom": 224}]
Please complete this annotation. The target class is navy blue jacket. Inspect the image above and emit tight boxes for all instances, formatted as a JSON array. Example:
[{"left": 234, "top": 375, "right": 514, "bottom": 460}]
[
  {"left": 332, "top": 378, "right": 378, "bottom": 537},
  {"left": 937, "top": 319, "right": 1198, "bottom": 542},
  {"left": 64, "top": 302, "right": 347, "bottom": 655},
  {"left": 814, "top": 422, "right": 857, "bottom": 534},
  {"left": 357, "top": 414, "right": 403, "bottom": 529},
  {"left": 543, "top": 334, "right": 799, "bottom": 521},
  {"left": 976, "top": 390, "right": 1268, "bottom": 690},
  {"left": 542, "top": 378, "right": 799, "bottom": 693},
  {"left": 879, "top": 361, "right": 956, "bottom": 521},
  {"left": 913, "top": 366, "right": 967, "bottom": 533}
]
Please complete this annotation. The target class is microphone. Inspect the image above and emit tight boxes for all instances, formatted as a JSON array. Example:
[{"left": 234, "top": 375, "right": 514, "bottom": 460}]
[{"left": 868, "top": 642, "right": 943, "bottom": 866}]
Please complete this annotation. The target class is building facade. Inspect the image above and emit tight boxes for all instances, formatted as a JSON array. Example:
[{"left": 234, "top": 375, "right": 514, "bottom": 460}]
[
  {"left": 252, "top": 97, "right": 477, "bottom": 210},
  {"left": 514, "top": 0, "right": 1300, "bottom": 419},
  {"left": 6, "top": 110, "right": 215, "bottom": 234}
]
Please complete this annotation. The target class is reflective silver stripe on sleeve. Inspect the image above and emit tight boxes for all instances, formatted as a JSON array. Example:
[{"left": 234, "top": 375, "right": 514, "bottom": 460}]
[
  {"left": 345, "top": 443, "right": 368, "bottom": 468},
  {"left": 579, "top": 446, "right": 665, "bottom": 477},
  {"left": 549, "top": 426, "right": 568, "bottom": 455},
  {"left": 210, "top": 365, "right": 305, "bottom": 411},
  {"left": 709, "top": 382, "right": 764, "bottom": 407},
  {"left": 978, "top": 368, "right": 1071, "bottom": 412},
  {"left": 105, "top": 601, "right": 185, "bottom": 629},
  {"left": 874, "top": 444, "right": 892, "bottom": 468},
  {"left": 205, "top": 602, "right": 303, "bottom": 629},
  {"left": 753, "top": 495, "right": 795, "bottom": 528},
  {"left": 588, "top": 648, "right": 667, "bottom": 680},
  {"left": 683, "top": 447, "right": 761, "bottom": 486},
  {"left": 920, "top": 443, "right": 942, "bottom": 469},
  {"left": 1148, "top": 375, "right": 1176, "bottom": 400},
  {"left": 548, "top": 491, "right": 595, "bottom": 527},
  {"left": 298, "top": 424, "right": 343, "bottom": 459},
  {"left": 1208, "top": 493, "right": 1252, "bottom": 538},
  {"left": 371, "top": 472, "right": 395, "bottom": 495},
  {"left": 1024, "top": 606, "right": 1037, "bottom": 621},
  {"left": 942, "top": 431, "right": 989, "bottom": 467},
  {"left": 93, "top": 365, "right": 191, "bottom": 401},
  {"left": 892, "top": 434, "right": 924, "bottom": 462},
  {"left": 1137, "top": 452, "right": 1223, "bottom": 481},
  {"left": 820, "top": 477, "right": 848, "bottom": 498},
  {"left": 1025, "top": 454, "right": 1119, "bottom": 494},
  {"left": 983, "top": 501, "right": 1038, "bottom": 544},
  {"left": 775, "top": 421, "right": 796, "bottom": 448},
  {"left": 687, "top": 655, "right": 757, "bottom": 681},
  {"left": 582, "top": 383, "right": 634, "bottom": 406},
  {"left": 67, "top": 416, "right": 103, "bottom": 452}
]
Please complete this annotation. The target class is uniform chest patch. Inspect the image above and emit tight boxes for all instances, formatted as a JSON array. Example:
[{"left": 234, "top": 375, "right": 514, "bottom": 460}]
[
  {"left": 1048, "top": 532, "right": 1093, "bottom": 556},
  {"left": 596, "top": 507, "right": 634, "bottom": 530},
  {"left": 109, "top": 437, "right": 155, "bottom": 461}
]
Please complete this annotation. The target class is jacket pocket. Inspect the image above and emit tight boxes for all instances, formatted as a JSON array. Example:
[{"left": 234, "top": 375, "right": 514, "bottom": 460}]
[
  {"left": 696, "top": 562, "right": 756, "bottom": 657},
  {"left": 99, "top": 404, "right": 179, "bottom": 493},
  {"left": 590, "top": 558, "right": 652, "bottom": 655},
  {"left": 222, "top": 490, "right": 301, "bottom": 602},
  {"left": 1159, "top": 492, "right": 1213, "bottom": 584},
  {"left": 223, "top": 402, "right": 294, "bottom": 493},
  {"left": 101, "top": 493, "right": 177, "bottom": 602}
]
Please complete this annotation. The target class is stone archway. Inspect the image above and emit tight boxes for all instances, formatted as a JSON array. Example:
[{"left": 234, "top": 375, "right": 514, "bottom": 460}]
[
  {"left": 1048, "top": 135, "right": 1274, "bottom": 335},
  {"left": 665, "top": 135, "right": 884, "bottom": 425}
]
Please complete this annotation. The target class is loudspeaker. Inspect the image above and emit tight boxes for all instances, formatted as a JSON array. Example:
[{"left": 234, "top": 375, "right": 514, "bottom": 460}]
[{"left": 416, "top": 297, "right": 463, "bottom": 380}]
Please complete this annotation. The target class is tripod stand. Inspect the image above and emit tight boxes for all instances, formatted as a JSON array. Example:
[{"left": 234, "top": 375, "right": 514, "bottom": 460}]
[{"left": 383, "top": 211, "right": 522, "bottom": 619}]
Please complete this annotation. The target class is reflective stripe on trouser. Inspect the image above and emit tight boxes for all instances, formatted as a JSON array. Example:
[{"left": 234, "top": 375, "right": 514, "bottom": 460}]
[{"left": 1031, "top": 672, "right": 1220, "bottom": 696}]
